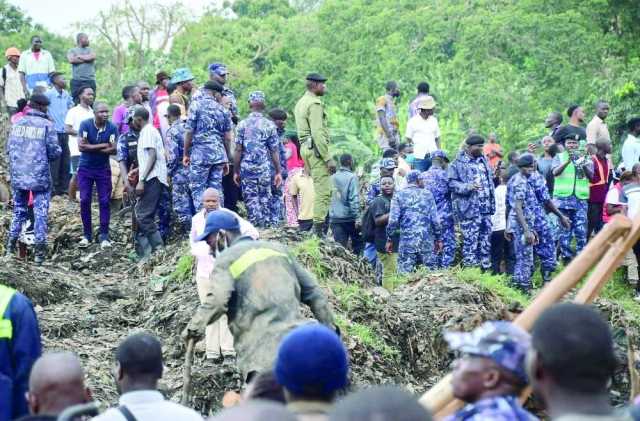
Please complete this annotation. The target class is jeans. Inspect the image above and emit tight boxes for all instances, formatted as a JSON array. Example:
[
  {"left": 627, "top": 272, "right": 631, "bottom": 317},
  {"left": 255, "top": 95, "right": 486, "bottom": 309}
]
[
  {"left": 70, "top": 79, "right": 96, "bottom": 104},
  {"left": 78, "top": 166, "right": 112, "bottom": 241},
  {"left": 223, "top": 163, "right": 241, "bottom": 213},
  {"left": 298, "top": 219, "right": 313, "bottom": 232},
  {"left": 50, "top": 133, "right": 70, "bottom": 195},
  {"left": 331, "top": 221, "right": 363, "bottom": 255},
  {"left": 587, "top": 202, "right": 604, "bottom": 239},
  {"left": 413, "top": 154, "right": 432, "bottom": 172},
  {"left": 135, "top": 177, "right": 164, "bottom": 235}
]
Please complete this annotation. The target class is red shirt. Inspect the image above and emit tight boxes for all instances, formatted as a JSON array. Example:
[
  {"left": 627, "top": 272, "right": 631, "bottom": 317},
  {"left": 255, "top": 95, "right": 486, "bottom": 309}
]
[
  {"left": 589, "top": 155, "right": 610, "bottom": 204},
  {"left": 285, "top": 142, "right": 304, "bottom": 171}
]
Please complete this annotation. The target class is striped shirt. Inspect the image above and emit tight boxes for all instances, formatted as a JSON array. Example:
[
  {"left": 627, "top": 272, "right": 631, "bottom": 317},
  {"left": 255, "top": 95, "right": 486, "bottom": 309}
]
[{"left": 17, "top": 50, "right": 55, "bottom": 92}]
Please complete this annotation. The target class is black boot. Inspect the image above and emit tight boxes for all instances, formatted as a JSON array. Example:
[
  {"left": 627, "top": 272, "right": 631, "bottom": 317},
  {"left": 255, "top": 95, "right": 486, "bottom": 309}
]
[
  {"left": 313, "top": 222, "right": 326, "bottom": 239},
  {"left": 5, "top": 238, "right": 17, "bottom": 257},
  {"left": 135, "top": 233, "right": 152, "bottom": 259},
  {"left": 34, "top": 243, "right": 47, "bottom": 265},
  {"left": 542, "top": 270, "right": 553, "bottom": 284},
  {"left": 148, "top": 231, "right": 165, "bottom": 252}
]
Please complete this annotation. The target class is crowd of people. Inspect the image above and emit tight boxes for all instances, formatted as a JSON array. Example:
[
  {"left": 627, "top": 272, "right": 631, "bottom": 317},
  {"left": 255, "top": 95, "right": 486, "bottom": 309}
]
[{"left": 2, "top": 31, "right": 640, "bottom": 421}]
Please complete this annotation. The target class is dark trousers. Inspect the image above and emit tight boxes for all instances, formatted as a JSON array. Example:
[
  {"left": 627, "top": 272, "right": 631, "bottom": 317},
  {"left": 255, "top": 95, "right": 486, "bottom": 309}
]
[
  {"left": 70, "top": 79, "right": 96, "bottom": 104},
  {"left": 331, "top": 220, "right": 363, "bottom": 255},
  {"left": 222, "top": 164, "right": 241, "bottom": 212},
  {"left": 135, "top": 177, "right": 164, "bottom": 235},
  {"left": 490, "top": 230, "right": 508, "bottom": 274},
  {"left": 587, "top": 202, "right": 604, "bottom": 239},
  {"left": 78, "top": 166, "right": 112, "bottom": 240},
  {"left": 298, "top": 219, "right": 313, "bottom": 232},
  {"left": 50, "top": 133, "right": 70, "bottom": 195}
]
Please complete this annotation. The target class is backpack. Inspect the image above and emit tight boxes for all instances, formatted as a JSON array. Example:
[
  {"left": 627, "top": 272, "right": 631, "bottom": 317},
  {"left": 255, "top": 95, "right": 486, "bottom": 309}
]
[{"left": 361, "top": 205, "right": 376, "bottom": 243}]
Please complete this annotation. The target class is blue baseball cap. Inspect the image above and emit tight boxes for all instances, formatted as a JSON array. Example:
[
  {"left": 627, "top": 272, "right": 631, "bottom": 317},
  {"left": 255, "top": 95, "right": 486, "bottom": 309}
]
[
  {"left": 380, "top": 158, "right": 397, "bottom": 170},
  {"left": 208, "top": 62, "right": 228, "bottom": 76},
  {"left": 195, "top": 210, "right": 240, "bottom": 241},
  {"left": 248, "top": 91, "right": 265, "bottom": 103},
  {"left": 445, "top": 321, "right": 531, "bottom": 383}
]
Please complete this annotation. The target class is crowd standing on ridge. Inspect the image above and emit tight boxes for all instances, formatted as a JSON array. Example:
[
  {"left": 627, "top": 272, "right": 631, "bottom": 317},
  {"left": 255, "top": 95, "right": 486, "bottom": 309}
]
[{"left": 2, "top": 33, "right": 640, "bottom": 421}]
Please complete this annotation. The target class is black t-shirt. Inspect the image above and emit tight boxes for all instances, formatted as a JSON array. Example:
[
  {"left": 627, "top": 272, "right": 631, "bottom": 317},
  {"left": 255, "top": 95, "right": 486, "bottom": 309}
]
[
  {"left": 552, "top": 124, "right": 587, "bottom": 146},
  {"left": 371, "top": 195, "right": 399, "bottom": 253}
]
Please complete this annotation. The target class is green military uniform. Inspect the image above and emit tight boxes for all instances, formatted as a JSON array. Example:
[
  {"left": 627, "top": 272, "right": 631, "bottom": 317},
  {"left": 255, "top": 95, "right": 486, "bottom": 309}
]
[
  {"left": 186, "top": 236, "right": 335, "bottom": 380},
  {"left": 294, "top": 87, "right": 331, "bottom": 225}
]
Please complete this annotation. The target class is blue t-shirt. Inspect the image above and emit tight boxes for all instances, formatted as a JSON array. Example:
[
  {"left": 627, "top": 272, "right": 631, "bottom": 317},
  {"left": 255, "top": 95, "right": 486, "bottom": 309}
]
[{"left": 78, "top": 119, "right": 118, "bottom": 169}]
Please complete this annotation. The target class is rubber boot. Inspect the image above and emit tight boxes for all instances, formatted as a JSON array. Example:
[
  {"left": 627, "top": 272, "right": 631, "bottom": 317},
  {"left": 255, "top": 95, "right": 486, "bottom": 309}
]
[
  {"left": 135, "top": 233, "right": 152, "bottom": 259},
  {"left": 313, "top": 222, "right": 326, "bottom": 239},
  {"left": 148, "top": 230, "right": 165, "bottom": 252},
  {"left": 541, "top": 270, "right": 552, "bottom": 284},
  {"left": 5, "top": 238, "right": 17, "bottom": 257},
  {"left": 34, "top": 243, "right": 47, "bottom": 265}
]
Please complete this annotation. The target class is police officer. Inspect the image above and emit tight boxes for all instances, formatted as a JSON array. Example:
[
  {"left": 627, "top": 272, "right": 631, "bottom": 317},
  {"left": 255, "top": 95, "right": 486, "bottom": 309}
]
[
  {"left": 233, "top": 91, "right": 283, "bottom": 228},
  {"left": 191, "top": 62, "right": 239, "bottom": 124},
  {"left": 506, "top": 154, "right": 538, "bottom": 292},
  {"left": 420, "top": 150, "right": 455, "bottom": 268},
  {"left": 449, "top": 135, "right": 495, "bottom": 270},
  {"left": 183, "top": 210, "right": 335, "bottom": 382},
  {"left": 0, "top": 283, "right": 42, "bottom": 421},
  {"left": 183, "top": 80, "right": 233, "bottom": 211},
  {"left": 387, "top": 170, "right": 442, "bottom": 274},
  {"left": 294, "top": 73, "right": 336, "bottom": 237},
  {"left": 6, "top": 94, "right": 61, "bottom": 264},
  {"left": 165, "top": 104, "right": 194, "bottom": 234},
  {"left": 552, "top": 134, "right": 594, "bottom": 264}
]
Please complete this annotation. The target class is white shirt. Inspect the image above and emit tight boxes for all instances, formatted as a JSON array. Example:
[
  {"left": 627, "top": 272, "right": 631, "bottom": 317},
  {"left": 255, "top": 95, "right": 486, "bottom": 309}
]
[
  {"left": 405, "top": 114, "right": 440, "bottom": 159},
  {"left": 65, "top": 104, "right": 94, "bottom": 157},
  {"left": 624, "top": 183, "right": 640, "bottom": 220},
  {"left": 93, "top": 390, "right": 203, "bottom": 421},
  {"left": 138, "top": 123, "right": 168, "bottom": 186},
  {"left": 190, "top": 208, "right": 259, "bottom": 279},
  {"left": 0, "top": 64, "right": 24, "bottom": 107},
  {"left": 491, "top": 184, "right": 507, "bottom": 231},
  {"left": 622, "top": 134, "right": 640, "bottom": 171}
]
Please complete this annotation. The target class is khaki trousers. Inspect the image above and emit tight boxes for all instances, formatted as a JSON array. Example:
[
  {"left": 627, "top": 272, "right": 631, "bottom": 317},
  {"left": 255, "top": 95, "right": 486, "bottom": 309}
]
[
  {"left": 110, "top": 158, "right": 124, "bottom": 200},
  {"left": 300, "top": 144, "right": 330, "bottom": 224},
  {"left": 624, "top": 250, "right": 639, "bottom": 283},
  {"left": 196, "top": 275, "right": 234, "bottom": 355}
]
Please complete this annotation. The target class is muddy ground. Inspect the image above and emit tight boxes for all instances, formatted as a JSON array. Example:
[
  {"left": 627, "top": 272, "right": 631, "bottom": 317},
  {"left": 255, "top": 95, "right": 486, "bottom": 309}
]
[{"left": 1, "top": 197, "right": 639, "bottom": 416}]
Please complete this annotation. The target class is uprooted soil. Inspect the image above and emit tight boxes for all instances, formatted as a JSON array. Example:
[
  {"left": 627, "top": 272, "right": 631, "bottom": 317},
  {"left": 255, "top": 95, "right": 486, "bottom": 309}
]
[{"left": 2, "top": 198, "right": 640, "bottom": 416}]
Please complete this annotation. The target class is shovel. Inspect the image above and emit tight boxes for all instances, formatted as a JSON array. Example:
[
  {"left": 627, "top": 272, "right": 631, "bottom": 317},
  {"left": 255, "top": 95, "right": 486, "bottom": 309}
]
[{"left": 181, "top": 338, "right": 196, "bottom": 405}]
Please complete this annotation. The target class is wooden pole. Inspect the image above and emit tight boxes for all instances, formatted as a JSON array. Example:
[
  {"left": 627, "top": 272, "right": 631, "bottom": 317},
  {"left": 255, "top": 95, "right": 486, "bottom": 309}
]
[
  {"left": 420, "top": 215, "right": 632, "bottom": 417},
  {"left": 181, "top": 338, "right": 195, "bottom": 405}
]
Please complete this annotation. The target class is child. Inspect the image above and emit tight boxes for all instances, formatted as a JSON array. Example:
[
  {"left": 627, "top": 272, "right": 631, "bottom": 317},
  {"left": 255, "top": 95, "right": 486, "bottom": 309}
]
[{"left": 490, "top": 169, "right": 508, "bottom": 274}]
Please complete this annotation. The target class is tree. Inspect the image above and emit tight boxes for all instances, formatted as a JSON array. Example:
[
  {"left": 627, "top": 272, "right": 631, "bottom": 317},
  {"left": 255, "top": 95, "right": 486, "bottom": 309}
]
[{"left": 0, "top": 0, "right": 31, "bottom": 33}]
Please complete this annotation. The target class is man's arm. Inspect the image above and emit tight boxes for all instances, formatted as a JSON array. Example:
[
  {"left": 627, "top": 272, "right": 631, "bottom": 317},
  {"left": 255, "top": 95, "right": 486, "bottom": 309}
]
[
  {"left": 294, "top": 257, "right": 335, "bottom": 327},
  {"left": 447, "top": 162, "right": 474, "bottom": 195},
  {"left": 19, "top": 72, "right": 28, "bottom": 96},
  {"left": 45, "top": 124, "right": 62, "bottom": 160},
  {"left": 67, "top": 50, "right": 83, "bottom": 64},
  {"left": 348, "top": 175, "right": 360, "bottom": 220},
  {"left": 515, "top": 199, "right": 535, "bottom": 244},
  {"left": 139, "top": 148, "right": 156, "bottom": 182},
  {"left": 308, "top": 102, "right": 329, "bottom": 161},
  {"left": 552, "top": 157, "right": 571, "bottom": 177}
]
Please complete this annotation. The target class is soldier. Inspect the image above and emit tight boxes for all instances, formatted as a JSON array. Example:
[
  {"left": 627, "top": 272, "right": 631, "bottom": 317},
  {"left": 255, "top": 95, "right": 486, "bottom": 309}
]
[
  {"left": 449, "top": 135, "right": 495, "bottom": 270},
  {"left": 5, "top": 94, "right": 61, "bottom": 264},
  {"left": 294, "top": 73, "right": 336, "bottom": 237},
  {"left": 420, "top": 150, "right": 455, "bottom": 268},
  {"left": 387, "top": 170, "right": 442, "bottom": 274},
  {"left": 233, "top": 92, "right": 283, "bottom": 228},
  {"left": 552, "top": 134, "right": 594, "bottom": 264},
  {"left": 183, "top": 80, "right": 233, "bottom": 211},
  {"left": 506, "top": 155, "right": 539, "bottom": 292},
  {"left": 528, "top": 167, "right": 570, "bottom": 283},
  {"left": 268, "top": 108, "right": 289, "bottom": 227},
  {"left": 165, "top": 104, "right": 194, "bottom": 234},
  {"left": 183, "top": 210, "right": 336, "bottom": 382}
]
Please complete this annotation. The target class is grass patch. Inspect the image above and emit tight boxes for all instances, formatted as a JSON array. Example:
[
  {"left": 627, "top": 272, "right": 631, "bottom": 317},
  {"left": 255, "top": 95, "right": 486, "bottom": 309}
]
[
  {"left": 600, "top": 268, "right": 640, "bottom": 323},
  {"left": 335, "top": 315, "right": 399, "bottom": 359},
  {"left": 292, "top": 237, "right": 330, "bottom": 280},
  {"left": 169, "top": 254, "right": 194, "bottom": 283},
  {"left": 452, "top": 267, "right": 531, "bottom": 306}
]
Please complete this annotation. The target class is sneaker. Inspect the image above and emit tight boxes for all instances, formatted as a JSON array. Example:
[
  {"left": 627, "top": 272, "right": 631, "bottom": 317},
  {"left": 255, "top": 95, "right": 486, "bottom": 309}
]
[
  {"left": 100, "top": 240, "right": 112, "bottom": 249},
  {"left": 635, "top": 292, "right": 640, "bottom": 303},
  {"left": 78, "top": 238, "right": 91, "bottom": 248}
]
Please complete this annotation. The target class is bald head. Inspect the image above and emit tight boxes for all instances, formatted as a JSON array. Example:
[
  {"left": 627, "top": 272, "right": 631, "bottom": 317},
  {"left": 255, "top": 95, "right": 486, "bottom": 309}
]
[
  {"left": 28, "top": 352, "right": 90, "bottom": 415},
  {"left": 202, "top": 188, "right": 221, "bottom": 212},
  {"left": 210, "top": 401, "right": 297, "bottom": 421}
]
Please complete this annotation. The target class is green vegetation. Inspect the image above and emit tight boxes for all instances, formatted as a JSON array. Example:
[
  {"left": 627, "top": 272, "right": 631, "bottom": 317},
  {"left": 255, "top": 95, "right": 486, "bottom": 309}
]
[
  {"left": 169, "top": 254, "right": 194, "bottom": 283},
  {"left": 453, "top": 267, "right": 531, "bottom": 306}
]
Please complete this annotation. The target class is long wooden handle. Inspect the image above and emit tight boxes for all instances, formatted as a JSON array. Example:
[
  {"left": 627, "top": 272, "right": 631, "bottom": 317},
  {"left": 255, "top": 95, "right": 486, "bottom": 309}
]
[
  {"left": 181, "top": 338, "right": 196, "bottom": 405},
  {"left": 420, "top": 215, "right": 632, "bottom": 416}
]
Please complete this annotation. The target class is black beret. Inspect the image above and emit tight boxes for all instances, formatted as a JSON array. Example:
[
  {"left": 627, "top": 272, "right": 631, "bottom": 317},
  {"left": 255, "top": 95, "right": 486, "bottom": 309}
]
[
  {"left": 517, "top": 153, "right": 535, "bottom": 167},
  {"left": 465, "top": 135, "right": 485, "bottom": 146},
  {"left": 203, "top": 80, "right": 224, "bottom": 93},
  {"left": 306, "top": 73, "right": 327, "bottom": 82},
  {"left": 29, "top": 94, "right": 50, "bottom": 106}
]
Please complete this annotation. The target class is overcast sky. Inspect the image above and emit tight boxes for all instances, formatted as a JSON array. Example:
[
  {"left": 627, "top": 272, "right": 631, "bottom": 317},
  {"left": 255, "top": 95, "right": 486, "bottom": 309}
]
[{"left": 8, "top": 0, "right": 216, "bottom": 35}]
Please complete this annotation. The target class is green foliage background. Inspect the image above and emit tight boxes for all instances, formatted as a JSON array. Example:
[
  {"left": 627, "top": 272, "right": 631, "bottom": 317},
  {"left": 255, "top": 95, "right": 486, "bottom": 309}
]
[{"left": 1, "top": 0, "right": 639, "bottom": 165}]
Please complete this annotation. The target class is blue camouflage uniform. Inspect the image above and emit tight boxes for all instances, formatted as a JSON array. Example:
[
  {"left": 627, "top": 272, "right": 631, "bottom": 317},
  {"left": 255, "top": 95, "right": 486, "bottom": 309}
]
[
  {"left": 420, "top": 154, "right": 454, "bottom": 268},
  {"left": 448, "top": 151, "right": 495, "bottom": 269},
  {"left": 268, "top": 127, "right": 288, "bottom": 227},
  {"left": 7, "top": 110, "right": 61, "bottom": 245},
  {"left": 444, "top": 321, "right": 538, "bottom": 421},
  {"left": 166, "top": 120, "right": 194, "bottom": 232},
  {"left": 387, "top": 171, "right": 441, "bottom": 273},
  {"left": 507, "top": 172, "right": 538, "bottom": 292},
  {"left": 528, "top": 171, "right": 556, "bottom": 281},
  {"left": 192, "top": 85, "right": 238, "bottom": 120},
  {"left": 235, "top": 110, "right": 280, "bottom": 228},
  {"left": 186, "top": 93, "right": 232, "bottom": 210}
]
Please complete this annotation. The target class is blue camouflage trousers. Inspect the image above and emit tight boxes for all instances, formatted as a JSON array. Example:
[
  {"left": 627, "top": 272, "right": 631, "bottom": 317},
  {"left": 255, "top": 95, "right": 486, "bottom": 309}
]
[
  {"left": 534, "top": 215, "right": 556, "bottom": 276},
  {"left": 559, "top": 201, "right": 587, "bottom": 261},
  {"left": 10, "top": 188, "right": 50, "bottom": 244},
  {"left": 172, "top": 171, "right": 194, "bottom": 230},
  {"left": 398, "top": 236, "right": 437, "bottom": 274},
  {"left": 511, "top": 225, "right": 534, "bottom": 291},
  {"left": 459, "top": 214, "right": 492, "bottom": 269},
  {"left": 269, "top": 184, "right": 284, "bottom": 227},
  {"left": 438, "top": 217, "right": 456, "bottom": 268},
  {"left": 241, "top": 175, "right": 272, "bottom": 228},
  {"left": 190, "top": 162, "right": 224, "bottom": 211}
]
